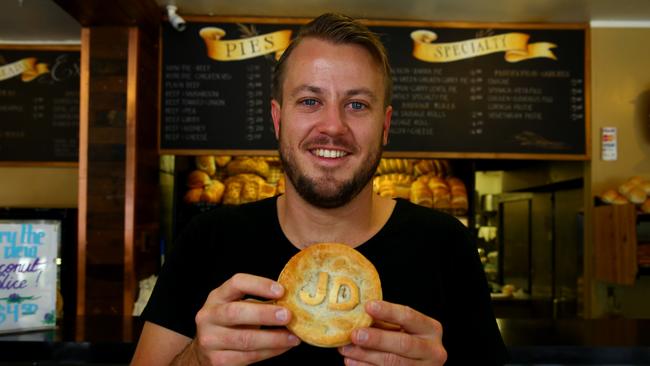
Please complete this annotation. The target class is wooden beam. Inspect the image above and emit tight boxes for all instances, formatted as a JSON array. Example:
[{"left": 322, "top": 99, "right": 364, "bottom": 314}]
[{"left": 53, "top": 0, "right": 161, "bottom": 33}]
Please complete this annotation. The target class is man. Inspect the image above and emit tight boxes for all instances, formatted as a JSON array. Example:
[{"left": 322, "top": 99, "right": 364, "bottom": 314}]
[{"left": 132, "top": 13, "right": 508, "bottom": 365}]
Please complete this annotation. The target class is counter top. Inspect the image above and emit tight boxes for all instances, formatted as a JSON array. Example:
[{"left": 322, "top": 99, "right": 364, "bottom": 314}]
[
  {"left": 1, "top": 317, "right": 649, "bottom": 364},
  {"left": 499, "top": 318, "right": 650, "bottom": 364}
]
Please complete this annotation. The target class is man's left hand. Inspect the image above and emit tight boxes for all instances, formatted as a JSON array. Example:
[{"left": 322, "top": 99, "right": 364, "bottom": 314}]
[{"left": 338, "top": 300, "right": 447, "bottom": 366}]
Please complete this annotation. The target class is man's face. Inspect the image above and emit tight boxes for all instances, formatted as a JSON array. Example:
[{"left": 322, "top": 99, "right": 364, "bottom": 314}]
[{"left": 271, "top": 37, "right": 392, "bottom": 208}]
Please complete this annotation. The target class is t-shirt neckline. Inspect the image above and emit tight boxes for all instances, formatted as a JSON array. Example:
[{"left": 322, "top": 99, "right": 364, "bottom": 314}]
[{"left": 268, "top": 196, "right": 409, "bottom": 254}]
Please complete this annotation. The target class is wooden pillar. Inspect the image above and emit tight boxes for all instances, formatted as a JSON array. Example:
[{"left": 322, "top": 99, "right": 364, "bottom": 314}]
[
  {"left": 63, "top": 0, "right": 161, "bottom": 327},
  {"left": 78, "top": 26, "right": 130, "bottom": 317}
]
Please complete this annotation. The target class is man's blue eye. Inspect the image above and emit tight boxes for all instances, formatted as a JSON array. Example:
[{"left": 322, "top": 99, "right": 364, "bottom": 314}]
[
  {"left": 302, "top": 99, "right": 317, "bottom": 106},
  {"left": 350, "top": 102, "right": 365, "bottom": 110}
]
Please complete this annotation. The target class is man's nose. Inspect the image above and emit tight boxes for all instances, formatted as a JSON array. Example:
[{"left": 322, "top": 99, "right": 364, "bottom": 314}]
[{"left": 316, "top": 104, "right": 349, "bottom": 135}]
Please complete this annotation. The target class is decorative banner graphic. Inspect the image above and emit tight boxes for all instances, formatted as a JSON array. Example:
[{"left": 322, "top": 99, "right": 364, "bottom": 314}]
[
  {"left": 410, "top": 30, "right": 557, "bottom": 63},
  {"left": 199, "top": 27, "right": 292, "bottom": 61},
  {"left": 0, "top": 221, "right": 59, "bottom": 333},
  {"left": 0, "top": 58, "right": 49, "bottom": 82}
]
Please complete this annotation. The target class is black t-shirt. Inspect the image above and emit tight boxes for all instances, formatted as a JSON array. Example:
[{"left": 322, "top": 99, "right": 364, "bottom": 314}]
[{"left": 142, "top": 197, "right": 509, "bottom": 365}]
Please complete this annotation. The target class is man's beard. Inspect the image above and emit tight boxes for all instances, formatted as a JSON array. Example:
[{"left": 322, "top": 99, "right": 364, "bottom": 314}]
[{"left": 279, "top": 135, "right": 383, "bottom": 209}]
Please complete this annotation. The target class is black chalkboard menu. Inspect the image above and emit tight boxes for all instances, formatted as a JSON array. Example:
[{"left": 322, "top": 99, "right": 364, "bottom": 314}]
[
  {"left": 0, "top": 46, "right": 80, "bottom": 164},
  {"left": 160, "top": 18, "right": 588, "bottom": 159}
]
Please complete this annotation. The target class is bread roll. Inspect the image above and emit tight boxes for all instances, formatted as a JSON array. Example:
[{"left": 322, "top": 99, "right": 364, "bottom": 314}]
[
  {"left": 373, "top": 173, "right": 413, "bottom": 199},
  {"left": 223, "top": 174, "right": 271, "bottom": 205},
  {"left": 413, "top": 159, "right": 436, "bottom": 176},
  {"left": 451, "top": 194, "right": 468, "bottom": 215},
  {"left": 409, "top": 181, "right": 433, "bottom": 207},
  {"left": 223, "top": 180, "right": 243, "bottom": 205},
  {"left": 435, "top": 160, "right": 451, "bottom": 177},
  {"left": 183, "top": 188, "right": 203, "bottom": 204},
  {"left": 381, "top": 184, "right": 411, "bottom": 199},
  {"left": 619, "top": 180, "right": 638, "bottom": 196},
  {"left": 432, "top": 187, "right": 451, "bottom": 210},
  {"left": 447, "top": 177, "right": 467, "bottom": 192},
  {"left": 392, "top": 185, "right": 411, "bottom": 200},
  {"left": 376, "top": 159, "right": 413, "bottom": 175},
  {"left": 263, "top": 156, "right": 281, "bottom": 164},
  {"left": 226, "top": 157, "right": 270, "bottom": 178},
  {"left": 267, "top": 166, "right": 284, "bottom": 184},
  {"left": 641, "top": 181, "right": 650, "bottom": 195},
  {"left": 628, "top": 176, "right": 645, "bottom": 185},
  {"left": 374, "top": 173, "right": 413, "bottom": 187},
  {"left": 627, "top": 187, "right": 647, "bottom": 204},
  {"left": 375, "top": 181, "right": 409, "bottom": 199},
  {"left": 446, "top": 177, "right": 468, "bottom": 214},
  {"left": 258, "top": 182, "right": 277, "bottom": 200},
  {"left": 612, "top": 195, "right": 629, "bottom": 205},
  {"left": 373, "top": 174, "right": 412, "bottom": 199},
  {"left": 214, "top": 155, "right": 232, "bottom": 167},
  {"left": 427, "top": 176, "right": 449, "bottom": 191},
  {"left": 277, "top": 243, "right": 382, "bottom": 348},
  {"left": 415, "top": 174, "right": 431, "bottom": 184},
  {"left": 600, "top": 189, "right": 621, "bottom": 204},
  {"left": 240, "top": 180, "right": 259, "bottom": 204},
  {"left": 200, "top": 180, "right": 225, "bottom": 204},
  {"left": 195, "top": 155, "right": 216, "bottom": 176},
  {"left": 187, "top": 170, "right": 211, "bottom": 188}
]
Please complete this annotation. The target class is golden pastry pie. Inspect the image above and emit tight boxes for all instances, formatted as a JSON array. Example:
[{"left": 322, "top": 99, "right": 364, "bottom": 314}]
[{"left": 276, "top": 242, "right": 382, "bottom": 347}]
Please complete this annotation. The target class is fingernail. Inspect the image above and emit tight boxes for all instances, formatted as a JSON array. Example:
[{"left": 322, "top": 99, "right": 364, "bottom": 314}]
[
  {"left": 346, "top": 357, "right": 359, "bottom": 366},
  {"left": 288, "top": 334, "right": 300, "bottom": 345},
  {"left": 341, "top": 345, "right": 353, "bottom": 354},
  {"left": 271, "top": 282, "right": 283, "bottom": 296},
  {"left": 369, "top": 301, "right": 380, "bottom": 312},
  {"left": 275, "top": 309, "right": 288, "bottom": 321},
  {"left": 356, "top": 329, "right": 368, "bottom": 343}
]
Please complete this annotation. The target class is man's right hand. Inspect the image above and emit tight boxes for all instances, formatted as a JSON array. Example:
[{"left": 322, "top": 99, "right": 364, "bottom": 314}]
[{"left": 179, "top": 273, "right": 301, "bottom": 366}]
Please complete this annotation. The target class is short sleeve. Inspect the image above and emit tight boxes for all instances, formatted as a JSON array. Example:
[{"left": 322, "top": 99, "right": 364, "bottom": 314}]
[{"left": 141, "top": 215, "right": 212, "bottom": 338}]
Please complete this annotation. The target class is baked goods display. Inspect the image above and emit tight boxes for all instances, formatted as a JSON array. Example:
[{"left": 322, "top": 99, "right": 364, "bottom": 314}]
[
  {"left": 183, "top": 156, "right": 470, "bottom": 216},
  {"left": 183, "top": 155, "right": 283, "bottom": 205},
  {"left": 223, "top": 173, "right": 277, "bottom": 205},
  {"left": 276, "top": 242, "right": 382, "bottom": 347},
  {"left": 376, "top": 158, "right": 414, "bottom": 175},
  {"left": 598, "top": 176, "right": 650, "bottom": 213},
  {"left": 373, "top": 173, "right": 413, "bottom": 200},
  {"left": 372, "top": 158, "right": 469, "bottom": 215}
]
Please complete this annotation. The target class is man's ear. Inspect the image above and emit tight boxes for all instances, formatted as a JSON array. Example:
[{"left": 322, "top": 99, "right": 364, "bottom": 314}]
[
  {"left": 382, "top": 105, "right": 393, "bottom": 146},
  {"left": 271, "top": 99, "right": 281, "bottom": 140}
]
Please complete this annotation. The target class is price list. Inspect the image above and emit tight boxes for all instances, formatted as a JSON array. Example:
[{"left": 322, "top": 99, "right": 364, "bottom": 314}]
[
  {"left": 162, "top": 64, "right": 230, "bottom": 145},
  {"left": 389, "top": 64, "right": 584, "bottom": 153},
  {"left": 160, "top": 21, "right": 586, "bottom": 157},
  {"left": 160, "top": 22, "right": 287, "bottom": 152},
  {"left": 0, "top": 49, "right": 80, "bottom": 163},
  {"left": 244, "top": 64, "right": 265, "bottom": 142},
  {"left": 467, "top": 69, "right": 485, "bottom": 136},
  {"left": 379, "top": 25, "right": 586, "bottom": 155},
  {"left": 391, "top": 67, "right": 458, "bottom": 138}
]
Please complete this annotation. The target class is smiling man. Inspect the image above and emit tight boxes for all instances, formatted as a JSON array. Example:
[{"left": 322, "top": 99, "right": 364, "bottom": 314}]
[
  {"left": 271, "top": 34, "right": 391, "bottom": 210},
  {"left": 132, "top": 13, "right": 507, "bottom": 366}
]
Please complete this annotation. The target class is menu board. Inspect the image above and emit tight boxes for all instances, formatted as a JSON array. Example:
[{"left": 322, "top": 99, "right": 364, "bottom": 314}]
[
  {"left": 160, "top": 19, "right": 588, "bottom": 159},
  {"left": 0, "top": 47, "right": 80, "bottom": 164}
]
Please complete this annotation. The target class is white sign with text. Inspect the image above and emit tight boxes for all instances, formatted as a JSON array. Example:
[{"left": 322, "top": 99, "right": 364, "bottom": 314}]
[{"left": 0, "top": 221, "right": 59, "bottom": 333}]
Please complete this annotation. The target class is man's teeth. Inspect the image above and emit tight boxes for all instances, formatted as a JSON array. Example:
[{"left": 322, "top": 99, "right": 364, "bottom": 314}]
[{"left": 313, "top": 149, "right": 348, "bottom": 158}]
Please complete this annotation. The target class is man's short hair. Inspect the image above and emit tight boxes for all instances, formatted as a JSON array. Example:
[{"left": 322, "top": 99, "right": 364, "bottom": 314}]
[{"left": 272, "top": 13, "right": 392, "bottom": 107}]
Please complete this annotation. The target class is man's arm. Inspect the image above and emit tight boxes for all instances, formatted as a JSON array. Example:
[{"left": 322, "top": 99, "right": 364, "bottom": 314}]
[
  {"left": 131, "top": 274, "right": 301, "bottom": 366},
  {"left": 131, "top": 321, "right": 193, "bottom": 365}
]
